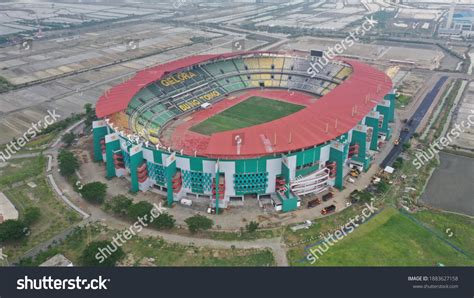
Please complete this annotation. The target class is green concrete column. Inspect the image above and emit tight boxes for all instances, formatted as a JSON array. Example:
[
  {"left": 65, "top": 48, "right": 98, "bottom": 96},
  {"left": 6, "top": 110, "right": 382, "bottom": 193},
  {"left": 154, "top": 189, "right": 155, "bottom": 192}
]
[
  {"left": 364, "top": 112, "right": 380, "bottom": 151},
  {"left": 350, "top": 127, "right": 370, "bottom": 170},
  {"left": 92, "top": 120, "right": 108, "bottom": 162},
  {"left": 329, "top": 142, "right": 347, "bottom": 190},
  {"left": 376, "top": 101, "right": 392, "bottom": 139},
  {"left": 164, "top": 152, "right": 177, "bottom": 206},
  {"left": 105, "top": 133, "right": 120, "bottom": 179},
  {"left": 384, "top": 93, "right": 396, "bottom": 123},
  {"left": 215, "top": 161, "right": 219, "bottom": 215},
  {"left": 129, "top": 145, "right": 144, "bottom": 193},
  {"left": 279, "top": 155, "right": 298, "bottom": 212},
  {"left": 281, "top": 155, "right": 291, "bottom": 198}
]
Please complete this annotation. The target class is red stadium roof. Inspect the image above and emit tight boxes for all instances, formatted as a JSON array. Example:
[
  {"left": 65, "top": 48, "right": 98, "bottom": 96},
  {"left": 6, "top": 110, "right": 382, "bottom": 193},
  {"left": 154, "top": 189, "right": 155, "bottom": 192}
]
[
  {"left": 96, "top": 51, "right": 392, "bottom": 159},
  {"left": 202, "top": 59, "right": 392, "bottom": 158}
]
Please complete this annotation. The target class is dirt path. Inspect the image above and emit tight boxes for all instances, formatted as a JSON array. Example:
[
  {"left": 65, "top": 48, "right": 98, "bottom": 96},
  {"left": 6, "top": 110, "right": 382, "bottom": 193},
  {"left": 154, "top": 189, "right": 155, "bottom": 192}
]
[{"left": 88, "top": 204, "right": 290, "bottom": 266}]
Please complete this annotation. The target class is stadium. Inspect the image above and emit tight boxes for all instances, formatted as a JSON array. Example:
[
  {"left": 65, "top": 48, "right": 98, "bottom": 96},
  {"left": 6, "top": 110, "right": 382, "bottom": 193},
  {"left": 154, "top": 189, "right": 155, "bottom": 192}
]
[{"left": 92, "top": 51, "right": 395, "bottom": 213}]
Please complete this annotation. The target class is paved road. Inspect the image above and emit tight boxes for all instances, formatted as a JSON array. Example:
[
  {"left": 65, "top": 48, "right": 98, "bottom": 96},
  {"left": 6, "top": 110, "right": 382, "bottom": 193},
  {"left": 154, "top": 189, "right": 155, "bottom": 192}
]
[{"left": 381, "top": 76, "right": 448, "bottom": 168}]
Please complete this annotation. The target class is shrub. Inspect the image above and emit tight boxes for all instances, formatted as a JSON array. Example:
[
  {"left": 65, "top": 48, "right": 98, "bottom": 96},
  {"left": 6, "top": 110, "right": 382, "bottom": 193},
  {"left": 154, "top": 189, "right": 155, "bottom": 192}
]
[
  {"left": 61, "top": 132, "right": 75, "bottom": 147},
  {"left": 23, "top": 207, "right": 41, "bottom": 225},
  {"left": 81, "top": 240, "right": 124, "bottom": 266},
  {"left": 185, "top": 214, "right": 213, "bottom": 234},
  {"left": 376, "top": 180, "right": 389, "bottom": 194},
  {"left": 359, "top": 191, "right": 373, "bottom": 203},
  {"left": 393, "top": 157, "right": 404, "bottom": 169},
  {"left": 80, "top": 182, "right": 107, "bottom": 204},
  {"left": 0, "top": 220, "right": 28, "bottom": 242},
  {"left": 106, "top": 195, "right": 133, "bottom": 216},
  {"left": 127, "top": 201, "right": 153, "bottom": 223},
  {"left": 245, "top": 221, "right": 259, "bottom": 233},
  {"left": 58, "top": 150, "right": 79, "bottom": 177},
  {"left": 152, "top": 213, "right": 175, "bottom": 230}
]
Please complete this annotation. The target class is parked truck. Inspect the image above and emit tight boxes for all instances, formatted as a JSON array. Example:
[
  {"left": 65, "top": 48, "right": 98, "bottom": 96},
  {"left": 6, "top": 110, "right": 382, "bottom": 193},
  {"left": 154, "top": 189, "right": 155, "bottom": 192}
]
[
  {"left": 307, "top": 198, "right": 322, "bottom": 208},
  {"left": 321, "top": 205, "right": 336, "bottom": 215},
  {"left": 322, "top": 192, "right": 334, "bottom": 202}
]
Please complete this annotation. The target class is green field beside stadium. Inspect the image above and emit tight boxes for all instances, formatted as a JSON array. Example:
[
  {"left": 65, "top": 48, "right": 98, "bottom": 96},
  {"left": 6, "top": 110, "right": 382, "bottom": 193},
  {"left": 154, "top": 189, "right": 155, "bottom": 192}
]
[
  {"left": 190, "top": 96, "right": 304, "bottom": 135},
  {"left": 287, "top": 208, "right": 474, "bottom": 266}
]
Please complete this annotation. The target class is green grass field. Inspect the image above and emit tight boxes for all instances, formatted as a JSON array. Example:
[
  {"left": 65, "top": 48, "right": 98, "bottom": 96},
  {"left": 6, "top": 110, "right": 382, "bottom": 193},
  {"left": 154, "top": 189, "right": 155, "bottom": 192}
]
[
  {"left": 395, "top": 94, "right": 411, "bottom": 109},
  {"left": 0, "top": 157, "right": 80, "bottom": 263},
  {"left": 287, "top": 208, "right": 474, "bottom": 266},
  {"left": 190, "top": 96, "right": 304, "bottom": 135}
]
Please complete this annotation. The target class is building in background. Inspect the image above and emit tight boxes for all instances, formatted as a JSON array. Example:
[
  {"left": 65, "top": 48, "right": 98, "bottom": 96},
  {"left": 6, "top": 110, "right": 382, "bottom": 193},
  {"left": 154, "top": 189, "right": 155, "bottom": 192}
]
[{"left": 440, "top": 7, "right": 474, "bottom": 37}]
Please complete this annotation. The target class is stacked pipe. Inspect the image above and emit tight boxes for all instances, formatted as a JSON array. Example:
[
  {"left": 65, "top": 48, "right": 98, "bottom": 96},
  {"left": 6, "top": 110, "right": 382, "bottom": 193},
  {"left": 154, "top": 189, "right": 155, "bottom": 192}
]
[
  {"left": 325, "top": 161, "right": 337, "bottom": 178},
  {"left": 137, "top": 162, "right": 148, "bottom": 183},
  {"left": 212, "top": 176, "right": 225, "bottom": 199},
  {"left": 276, "top": 177, "right": 286, "bottom": 193},
  {"left": 113, "top": 152, "right": 125, "bottom": 169},
  {"left": 100, "top": 138, "right": 106, "bottom": 155},
  {"left": 348, "top": 143, "right": 360, "bottom": 158},
  {"left": 172, "top": 171, "right": 182, "bottom": 193}
]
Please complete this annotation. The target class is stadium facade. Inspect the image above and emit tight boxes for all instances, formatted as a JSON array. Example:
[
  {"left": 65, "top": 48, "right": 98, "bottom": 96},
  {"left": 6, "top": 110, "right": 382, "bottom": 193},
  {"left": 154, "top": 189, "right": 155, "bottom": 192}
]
[{"left": 93, "top": 51, "right": 394, "bottom": 213}]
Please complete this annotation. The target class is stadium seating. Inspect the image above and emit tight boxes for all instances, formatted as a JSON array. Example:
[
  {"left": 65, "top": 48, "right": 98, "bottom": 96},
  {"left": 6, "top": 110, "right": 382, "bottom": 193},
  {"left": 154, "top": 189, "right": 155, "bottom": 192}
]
[{"left": 114, "top": 53, "right": 353, "bottom": 145}]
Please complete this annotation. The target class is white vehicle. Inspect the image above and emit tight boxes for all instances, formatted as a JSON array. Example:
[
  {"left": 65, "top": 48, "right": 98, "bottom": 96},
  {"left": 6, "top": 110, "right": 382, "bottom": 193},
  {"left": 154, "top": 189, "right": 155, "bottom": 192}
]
[
  {"left": 200, "top": 102, "right": 212, "bottom": 109},
  {"left": 180, "top": 198, "right": 193, "bottom": 206}
]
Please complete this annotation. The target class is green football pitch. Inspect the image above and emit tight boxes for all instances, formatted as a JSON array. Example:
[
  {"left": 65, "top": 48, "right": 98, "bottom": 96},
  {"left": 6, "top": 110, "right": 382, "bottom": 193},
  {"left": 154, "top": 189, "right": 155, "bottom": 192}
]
[{"left": 190, "top": 96, "right": 305, "bottom": 136}]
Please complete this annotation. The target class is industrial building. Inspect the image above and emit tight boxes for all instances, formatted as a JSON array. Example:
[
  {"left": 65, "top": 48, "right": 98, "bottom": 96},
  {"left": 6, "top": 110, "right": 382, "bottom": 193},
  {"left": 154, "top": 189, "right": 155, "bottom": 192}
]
[{"left": 440, "top": 7, "right": 474, "bottom": 37}]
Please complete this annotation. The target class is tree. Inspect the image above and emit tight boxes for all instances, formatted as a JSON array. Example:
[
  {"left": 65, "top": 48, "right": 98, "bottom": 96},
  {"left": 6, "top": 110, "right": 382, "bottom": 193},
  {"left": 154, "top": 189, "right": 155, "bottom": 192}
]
[
  {"left": 185, "top": 214, "right": 213, "bottom": 234},
  {"left": 22, "top": 207, "right": 41, "bottom": 225},
  {"left": 81, "top": 240, "right": 124, "bottom": 266},
  {"left": 245, "top": 221, "right": 259, "bottom": 233},
  {"left": 84, "top": 103, "right": 93, "bottom": 115},
  {"left": 0, "top": 220, "right": 28, "bottom": 242},
  {"left": 127, "top": 201, "right": 153, "bottom": 222},
  {"left": 58, "top": 150, "right": 79, "bottom": 177},
  {"left": 80, "top": 182, "right": 107, "bottom": 204},
  {"left": 84, "top": 103, "right": 96, "bottom": 127},
  {"left": 152, "top": 213, "right": 175, "bottom": 230},
  {"left": 62, "top": 132, "right": 75, "bottom": 147},
  {"left": 107, "top": 195, "right": 133, "bottom": 216}
]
